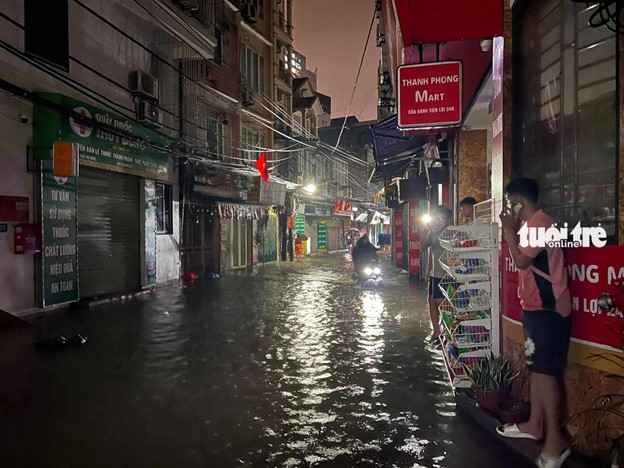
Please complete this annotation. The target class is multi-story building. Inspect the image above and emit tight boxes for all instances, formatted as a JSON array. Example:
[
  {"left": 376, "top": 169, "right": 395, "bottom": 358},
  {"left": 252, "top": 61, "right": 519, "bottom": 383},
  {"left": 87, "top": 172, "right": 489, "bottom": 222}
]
[{"left": 0, "top": 0, "right": 296, "bottom": 316}]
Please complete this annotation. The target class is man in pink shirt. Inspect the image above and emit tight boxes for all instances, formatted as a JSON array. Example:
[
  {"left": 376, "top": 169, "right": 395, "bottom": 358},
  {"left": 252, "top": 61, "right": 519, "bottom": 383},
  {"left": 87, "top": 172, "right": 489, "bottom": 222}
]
[{"left": 497, "top": 178, "right": 572, "bottom": 468}]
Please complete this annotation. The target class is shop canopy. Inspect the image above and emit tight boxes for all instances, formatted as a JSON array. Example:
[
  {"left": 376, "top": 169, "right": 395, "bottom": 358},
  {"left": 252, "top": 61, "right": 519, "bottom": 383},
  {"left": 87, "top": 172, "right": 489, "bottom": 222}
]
[{"left": 369, "top": 114, "right": 433, "bottom": 182}]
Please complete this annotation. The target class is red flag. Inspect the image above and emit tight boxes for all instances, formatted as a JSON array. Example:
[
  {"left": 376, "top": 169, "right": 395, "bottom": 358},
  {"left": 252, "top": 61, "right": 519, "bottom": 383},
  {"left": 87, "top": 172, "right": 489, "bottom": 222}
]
[{"left": 255, "top": 153, "right": 269, "bottom": 182}]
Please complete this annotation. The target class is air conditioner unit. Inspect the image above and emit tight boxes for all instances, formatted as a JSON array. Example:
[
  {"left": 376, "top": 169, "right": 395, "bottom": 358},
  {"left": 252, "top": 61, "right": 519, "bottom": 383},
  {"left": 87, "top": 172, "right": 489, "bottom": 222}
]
[
  {"left": 242, "top": 88, "right": 255, "bottom": 107},
  {"left": 136, "top": 100, "right": 164, "bottom": 129},
  {"left": 130, "top": 71, "right": 159, "bottom": 101},
  {"left": 241, "top": 3, "right": 257, "bottom": 23}
]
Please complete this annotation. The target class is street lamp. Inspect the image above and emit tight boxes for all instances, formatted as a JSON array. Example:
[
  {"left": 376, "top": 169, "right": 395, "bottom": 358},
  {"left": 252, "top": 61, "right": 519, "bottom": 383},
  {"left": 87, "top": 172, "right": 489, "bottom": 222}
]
[{"left": 304, "top": 183, "right": 317, "bottom": 194}]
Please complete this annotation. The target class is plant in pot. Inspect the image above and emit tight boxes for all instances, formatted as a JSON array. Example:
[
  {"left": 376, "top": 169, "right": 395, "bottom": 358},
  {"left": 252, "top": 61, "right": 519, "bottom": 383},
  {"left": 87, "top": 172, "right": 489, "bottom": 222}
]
[{"left": 463, "top": 353, "right": 519, "bottom": 415}]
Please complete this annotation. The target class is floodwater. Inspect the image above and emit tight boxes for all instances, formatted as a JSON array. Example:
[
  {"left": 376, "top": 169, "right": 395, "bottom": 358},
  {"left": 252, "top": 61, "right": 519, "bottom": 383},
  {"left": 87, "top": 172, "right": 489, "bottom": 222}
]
[{"left": 0, "top": 254, "right": 532, "bottom": 467}]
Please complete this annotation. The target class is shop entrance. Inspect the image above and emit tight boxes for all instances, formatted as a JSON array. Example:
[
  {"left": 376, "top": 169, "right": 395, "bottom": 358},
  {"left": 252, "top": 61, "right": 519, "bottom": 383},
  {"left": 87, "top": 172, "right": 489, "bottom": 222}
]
[
  {"left": 77, "top": 167, "right": 141, "bottom": 298},
  {"left": 229, "top": 218, "right": 249, "bottom": 269}
]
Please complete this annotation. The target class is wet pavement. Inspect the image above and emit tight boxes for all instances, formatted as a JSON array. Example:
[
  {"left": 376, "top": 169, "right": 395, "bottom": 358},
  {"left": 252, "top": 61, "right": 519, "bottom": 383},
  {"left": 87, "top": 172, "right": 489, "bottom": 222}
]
[{"left": 0, "top": 254, "right": 532, "bottom": 467}]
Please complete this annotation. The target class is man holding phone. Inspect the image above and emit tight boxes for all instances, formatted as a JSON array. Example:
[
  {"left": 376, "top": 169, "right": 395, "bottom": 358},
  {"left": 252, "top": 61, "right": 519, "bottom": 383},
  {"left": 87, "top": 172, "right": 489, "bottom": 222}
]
[{"left": 498, "top": 177, "right": 572, "bottom": 468}]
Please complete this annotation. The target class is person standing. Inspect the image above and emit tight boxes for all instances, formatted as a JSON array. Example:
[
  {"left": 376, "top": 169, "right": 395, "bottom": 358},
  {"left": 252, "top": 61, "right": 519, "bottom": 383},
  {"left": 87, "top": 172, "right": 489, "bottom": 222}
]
[
  {"left": 459, "top": 197, "right": 477, "bottom": 224},
  {"left": 497, "top": 177, "right": 572, "bottom": 468},
  {"left": 294, "top": 234, "right": 303, "bottom": 262},
  {"left": 420, "top": 205, "right": 453, "bottom": 346}
]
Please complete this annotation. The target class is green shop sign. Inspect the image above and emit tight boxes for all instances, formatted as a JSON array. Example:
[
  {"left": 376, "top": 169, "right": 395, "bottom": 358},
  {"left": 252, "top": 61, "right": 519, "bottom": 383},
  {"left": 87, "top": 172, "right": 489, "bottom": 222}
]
[
  {"left": 34, "top": 94, "right": 170, "bottom": 180},
  {"left": 317, "top": 221, "right": 327, "bottom": 253},
  {"left": 41, "top": 161, "right": 78, "bottom": 306},
  {"left": 295, "top": 215, "right": 305, "bottom": 235}
]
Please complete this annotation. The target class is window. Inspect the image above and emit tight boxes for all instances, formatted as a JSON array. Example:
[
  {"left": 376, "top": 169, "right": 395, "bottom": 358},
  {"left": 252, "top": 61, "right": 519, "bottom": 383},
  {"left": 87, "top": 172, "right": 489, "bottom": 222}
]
[
  {"left": 206, "top": 118, "right": 231, "bottom": 160},
  {"left": 515, "top": 1, "right": 617, "bottom": 240},
  {"left": 241, "top": 125, "right": 265, "bottom": 160},
  {"left": 25, "top": 0, "right": 69, "bottom": 71},
  {"left": 240, "top": 43, "right": 265, "bottom": 93},
  {"left": 156, "top": 183, "right": 173, "bottom": 234}
]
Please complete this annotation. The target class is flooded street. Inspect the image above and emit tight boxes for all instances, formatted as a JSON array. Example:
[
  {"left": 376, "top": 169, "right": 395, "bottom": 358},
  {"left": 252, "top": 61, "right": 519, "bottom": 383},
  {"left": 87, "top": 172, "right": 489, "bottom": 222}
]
[{"left": 0, "top": 255, "right": 529, "bottom": 467}]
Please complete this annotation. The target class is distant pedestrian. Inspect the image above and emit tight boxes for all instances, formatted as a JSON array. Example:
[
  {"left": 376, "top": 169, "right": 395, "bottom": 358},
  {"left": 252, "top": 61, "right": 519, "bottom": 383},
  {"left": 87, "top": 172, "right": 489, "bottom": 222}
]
[
  {"left": 460, "top": 197, "right": 477, "bottom": 224},
  {"left": 295, "top": 235, "right": 303, "bottom": 262}
]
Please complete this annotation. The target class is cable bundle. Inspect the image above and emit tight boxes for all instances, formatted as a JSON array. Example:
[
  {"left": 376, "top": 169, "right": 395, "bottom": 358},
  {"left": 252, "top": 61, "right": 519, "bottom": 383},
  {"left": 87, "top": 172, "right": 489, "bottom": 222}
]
[{"left": 572, "top": 0, "right": 623, "bottom": 33}]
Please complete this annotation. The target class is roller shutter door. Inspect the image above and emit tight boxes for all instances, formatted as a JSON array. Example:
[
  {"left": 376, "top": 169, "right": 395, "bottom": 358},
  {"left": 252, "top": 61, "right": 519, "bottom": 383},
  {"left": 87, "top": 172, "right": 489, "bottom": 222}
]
[{"left": 77, "top": 168, "right": 141, "bottom": 298}]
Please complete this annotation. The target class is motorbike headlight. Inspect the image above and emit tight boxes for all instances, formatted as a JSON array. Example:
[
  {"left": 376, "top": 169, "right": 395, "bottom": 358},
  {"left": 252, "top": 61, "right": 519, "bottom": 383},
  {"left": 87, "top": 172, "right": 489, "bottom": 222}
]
[
  {"left": 373, "top": 267, "right": 381, "bottom": 275},
  {"left": 364, "top": 267, "right": 373, "bottom": 276}
]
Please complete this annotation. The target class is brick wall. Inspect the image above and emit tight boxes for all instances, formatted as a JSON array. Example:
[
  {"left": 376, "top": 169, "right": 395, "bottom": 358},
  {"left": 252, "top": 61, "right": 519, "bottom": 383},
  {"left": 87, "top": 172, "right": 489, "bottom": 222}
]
[{"left": 457, "top": 129, "right": 488, "bottom": 213}]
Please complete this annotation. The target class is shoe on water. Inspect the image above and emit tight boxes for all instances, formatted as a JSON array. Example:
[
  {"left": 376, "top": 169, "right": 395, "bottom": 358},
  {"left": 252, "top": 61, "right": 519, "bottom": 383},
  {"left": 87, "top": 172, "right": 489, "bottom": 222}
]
[
  {"left": 67, "top": 334, "right": 88, "bottom": 346},
  {"left": 34, "top": 335, "right": 68, "bottom": 351},
  {"left": 536, "top": 448, "right": 571, "bottom": 468},
  {"left": 496, "top": 423, "right": 539, "bottom": 440}
]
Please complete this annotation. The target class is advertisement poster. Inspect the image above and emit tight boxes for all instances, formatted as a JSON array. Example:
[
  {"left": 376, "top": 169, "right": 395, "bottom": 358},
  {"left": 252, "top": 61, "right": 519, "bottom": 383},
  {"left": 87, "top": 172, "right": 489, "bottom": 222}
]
[
  {"left": 41, "top": 161, "right": 78, "bottom": 306},
  {"left": 408, "top": 201, "right": 422, "bottom": 276},
  {"left": 295, "top": 215, "right": 305, "bottom": 235},
  {"left": 395, "top": 211, "right": 404, "bottom": 267},
  {"left": 501, "top": 243, "right": 624, "bottom": 351}
]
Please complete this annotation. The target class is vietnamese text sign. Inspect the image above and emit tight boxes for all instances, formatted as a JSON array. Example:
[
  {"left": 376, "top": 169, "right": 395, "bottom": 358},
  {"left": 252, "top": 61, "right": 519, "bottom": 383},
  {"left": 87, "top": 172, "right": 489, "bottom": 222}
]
[
  {"left": 41, "top": 161, "right": 78, "bottom": 306},
  {"left": 397, "top": 61, "right": 462, "bottom": 129},
  {"left": 501, "top": 243, "right": 624, "bottom": 351},
  {"left": 295, "top": 215, "right": 305, "bottom": 235},
  {"left": 395, "top": 211, "right": 404, "bottom": 267},
  {"left": 408, "top": 201, "right": 422, "bottom": 276},
  {"left": 317, "top": 222, "right": 327, "bottom": 252},
  {"left": 35, "top": 94, "right": 169, "bottom": 180}
]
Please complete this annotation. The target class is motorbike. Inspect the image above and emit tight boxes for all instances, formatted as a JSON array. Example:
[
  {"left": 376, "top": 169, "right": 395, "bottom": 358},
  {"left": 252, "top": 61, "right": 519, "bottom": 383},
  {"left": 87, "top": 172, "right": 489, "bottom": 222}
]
[{"left": 355, "top": 260, "right": 386, "bottom": 289}]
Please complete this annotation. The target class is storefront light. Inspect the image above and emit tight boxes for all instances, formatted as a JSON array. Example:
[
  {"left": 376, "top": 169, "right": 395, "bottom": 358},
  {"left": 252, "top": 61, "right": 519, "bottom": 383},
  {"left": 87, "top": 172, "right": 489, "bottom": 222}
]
[
  {"left": 304, "top": 183, "right": 317, "bottom": 194},
  {"left": 422, "top": 214, "right": 432, "bottom": 225}
]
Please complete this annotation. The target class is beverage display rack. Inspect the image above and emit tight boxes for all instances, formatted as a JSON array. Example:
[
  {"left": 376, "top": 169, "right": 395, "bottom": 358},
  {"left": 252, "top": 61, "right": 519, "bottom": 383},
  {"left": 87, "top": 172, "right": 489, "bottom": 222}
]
[{"left": 436, "top": 207, "right": 500, "bottom": 389}]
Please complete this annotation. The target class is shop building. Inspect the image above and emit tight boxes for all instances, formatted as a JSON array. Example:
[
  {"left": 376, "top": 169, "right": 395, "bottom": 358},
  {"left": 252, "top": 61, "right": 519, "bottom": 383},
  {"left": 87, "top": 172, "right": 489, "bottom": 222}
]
[{"left": 375, "top": 0, "right": 624, "bottom": 458}]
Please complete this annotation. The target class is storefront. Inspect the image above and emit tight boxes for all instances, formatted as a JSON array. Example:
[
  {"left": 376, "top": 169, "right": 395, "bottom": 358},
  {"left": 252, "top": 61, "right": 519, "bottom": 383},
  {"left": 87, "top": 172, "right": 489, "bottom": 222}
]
[
  {"left": 502, "top": 3, "right": 624, "bottom": 454},
  {"left": 34, "top": 94, "right": 177, "bottom": 305}
]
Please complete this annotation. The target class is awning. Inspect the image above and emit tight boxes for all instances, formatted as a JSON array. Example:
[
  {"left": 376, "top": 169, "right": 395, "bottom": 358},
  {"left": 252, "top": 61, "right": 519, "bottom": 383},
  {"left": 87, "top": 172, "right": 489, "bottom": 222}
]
[
  {"left": 369, "top": 114, "right": 429, "bottom": 181},
  {"left": 394, "top": 0, "right": 503, "bottom": 45}
]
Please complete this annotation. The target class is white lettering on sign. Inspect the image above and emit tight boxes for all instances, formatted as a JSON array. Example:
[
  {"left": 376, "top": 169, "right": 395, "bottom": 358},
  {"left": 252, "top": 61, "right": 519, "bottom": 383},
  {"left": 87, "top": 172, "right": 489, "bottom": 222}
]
[
  {"left": 415, "top": 90, "right": 445, "bottom": 103},
  {"left": 403, "top": 78, "right": 429, "bottom": 86},
  {"left": 568, "top": 263, "right": 600, "bottom": 284},
  {"left": 51, "top": 190, "right": 70, "bottom": 203},
  {"left": 607, "top": 266, "right": 624, "bottom": 286}
]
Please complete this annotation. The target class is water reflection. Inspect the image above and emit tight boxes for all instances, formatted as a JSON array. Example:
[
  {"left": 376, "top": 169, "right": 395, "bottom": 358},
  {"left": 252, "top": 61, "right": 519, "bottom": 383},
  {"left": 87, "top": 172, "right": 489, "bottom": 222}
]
[{"left": 0, "top": 256, "right": 529, "bottom": 467}]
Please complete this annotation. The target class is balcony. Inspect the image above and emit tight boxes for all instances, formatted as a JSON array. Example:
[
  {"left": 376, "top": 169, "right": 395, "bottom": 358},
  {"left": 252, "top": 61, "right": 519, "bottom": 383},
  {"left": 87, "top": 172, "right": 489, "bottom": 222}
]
[
  {"left": 275, "top": 12, "right": 293, "bottom": 40},
  {"left": 278, "top": 64, "right": 292, "bottom": 85}
]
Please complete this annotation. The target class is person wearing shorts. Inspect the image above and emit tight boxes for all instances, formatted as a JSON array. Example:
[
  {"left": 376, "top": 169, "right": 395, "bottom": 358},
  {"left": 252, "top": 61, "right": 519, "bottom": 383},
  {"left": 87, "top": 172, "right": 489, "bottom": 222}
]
[
  {"left": 499, "top": 177, "right": 572, "bottom": 468},
  {"left": 421, "top": 205, "right": 453, "bottom": 346}
]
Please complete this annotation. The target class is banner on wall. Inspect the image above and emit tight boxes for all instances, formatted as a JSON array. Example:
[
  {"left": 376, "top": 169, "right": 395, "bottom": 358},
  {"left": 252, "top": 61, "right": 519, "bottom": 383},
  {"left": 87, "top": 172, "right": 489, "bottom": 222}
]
[
  {"left": 408, "top": 201, "right": 422, "bottom": 276},
  {"left": 395, "top": 211, "right": 404, "bottom": 267},
  {"left": 501, "top": 243, "right": 624, "bottom": 351}
]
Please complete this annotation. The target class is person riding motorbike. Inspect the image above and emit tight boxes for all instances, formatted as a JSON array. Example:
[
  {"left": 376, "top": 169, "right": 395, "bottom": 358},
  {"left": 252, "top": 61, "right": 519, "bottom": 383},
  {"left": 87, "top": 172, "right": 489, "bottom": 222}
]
[{"left": 352, "top": 234, "right": 379, "bottom": 276}]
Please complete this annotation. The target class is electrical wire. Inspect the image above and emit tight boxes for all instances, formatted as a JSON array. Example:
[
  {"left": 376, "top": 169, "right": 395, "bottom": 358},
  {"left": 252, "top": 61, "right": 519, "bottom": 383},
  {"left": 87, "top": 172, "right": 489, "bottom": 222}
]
[{"left": 329, "top": 6, "right": 376, "bottom": 157}]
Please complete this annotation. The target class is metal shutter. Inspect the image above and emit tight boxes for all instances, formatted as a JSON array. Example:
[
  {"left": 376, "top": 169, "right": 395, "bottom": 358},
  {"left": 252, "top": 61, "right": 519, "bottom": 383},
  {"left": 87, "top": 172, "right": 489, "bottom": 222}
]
[{"left": 77, "top": 168, "right": 141, "bottom": 298}]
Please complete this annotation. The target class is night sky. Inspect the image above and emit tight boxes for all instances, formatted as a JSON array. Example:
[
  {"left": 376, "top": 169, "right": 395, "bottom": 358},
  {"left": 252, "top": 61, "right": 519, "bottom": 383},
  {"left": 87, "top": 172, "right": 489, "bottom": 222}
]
[{"left": 292, "top": 0, "right": 379, "bottom": 122}]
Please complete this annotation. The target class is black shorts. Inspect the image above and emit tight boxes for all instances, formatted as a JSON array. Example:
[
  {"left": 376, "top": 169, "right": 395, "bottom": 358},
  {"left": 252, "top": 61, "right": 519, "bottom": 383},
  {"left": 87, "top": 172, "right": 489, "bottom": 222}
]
[
  {"left": 428, "top": 277, "right": 444, "bottom": 299},
  {"left": 522, "top": 310, "right": 572, "bottom": 377}
]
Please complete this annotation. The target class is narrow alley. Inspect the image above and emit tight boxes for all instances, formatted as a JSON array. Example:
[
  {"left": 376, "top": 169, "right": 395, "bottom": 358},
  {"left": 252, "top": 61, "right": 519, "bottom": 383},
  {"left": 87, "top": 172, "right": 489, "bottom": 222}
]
[{"left": 0, "top": 255, "right": 531, "bottom": 467}]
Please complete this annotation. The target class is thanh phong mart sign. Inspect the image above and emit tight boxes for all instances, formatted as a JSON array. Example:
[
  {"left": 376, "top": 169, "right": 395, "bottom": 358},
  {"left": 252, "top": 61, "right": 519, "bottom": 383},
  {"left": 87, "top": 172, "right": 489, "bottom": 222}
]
[{"left": 397, "top": 61, "right": 463, "bottom": 129}]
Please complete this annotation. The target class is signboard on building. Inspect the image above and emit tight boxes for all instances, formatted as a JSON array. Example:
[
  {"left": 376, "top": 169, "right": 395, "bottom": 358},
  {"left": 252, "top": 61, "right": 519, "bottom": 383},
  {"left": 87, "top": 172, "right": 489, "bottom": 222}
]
[
  {"left": 41, "top": 162, "right": 78, "bottom": 306},
  {"left": 333, "top": 200, "right": 352, "bottom": 216},
  {"left": 408, "top": 201, "right": 422, "bottom": 276},
  {"left": 34, "top": 94, "right": 169, "bottom": 180},
  {"left": 501, "top": 243, "right": 624, "bottom": 352},
  {"left": 317, "top": 221, "right": 327, "bottom": 253},
  {"left": 397, "top": 61, "right": 462, "bottom": 129},
  {"left": 295, "top": 215, "right": 305, "bottom": 235},
  {"left": 395, "top": 211, "right": 404, "bottom": 267}
]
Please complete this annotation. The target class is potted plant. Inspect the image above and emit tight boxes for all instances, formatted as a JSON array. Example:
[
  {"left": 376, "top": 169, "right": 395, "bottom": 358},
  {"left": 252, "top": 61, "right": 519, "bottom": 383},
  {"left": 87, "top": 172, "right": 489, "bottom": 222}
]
[{"left": 463, "top": 353, "right": 519, "bottom": 414}]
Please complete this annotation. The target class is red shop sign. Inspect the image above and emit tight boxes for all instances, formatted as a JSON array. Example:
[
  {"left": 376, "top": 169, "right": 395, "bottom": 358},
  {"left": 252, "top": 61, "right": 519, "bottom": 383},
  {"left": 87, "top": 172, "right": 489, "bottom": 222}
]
[
  {"left": 501, "top": 243, "right": 624, "bottom": 351},
  {"left": 408, "top": 201, "right": 421, "bottom": 276},
  {"left": 395, "top": 211, "right": 404, "bottom": 267},
  {"left": 397, "top": 61, "right": 463, "bottom": 129}
]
